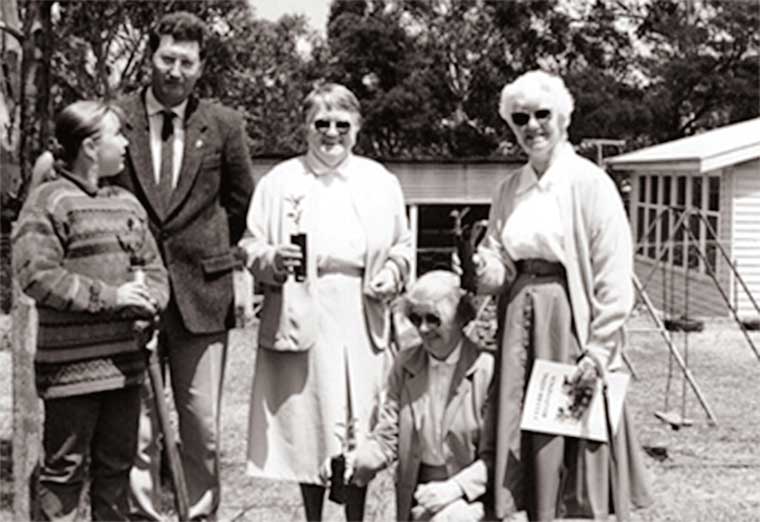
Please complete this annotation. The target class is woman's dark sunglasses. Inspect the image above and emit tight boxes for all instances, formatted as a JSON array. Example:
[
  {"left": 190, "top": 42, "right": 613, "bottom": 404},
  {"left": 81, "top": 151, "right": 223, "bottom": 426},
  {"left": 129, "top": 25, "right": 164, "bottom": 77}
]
[
  {"left": 408, "top": 312, "right": 442, "bottom": 329},
  {"left": 313, "top": 119, "right": 351, "bottom": 135},
  {"left": 511, "top": 109, "right": 551, "bottom": 127}
]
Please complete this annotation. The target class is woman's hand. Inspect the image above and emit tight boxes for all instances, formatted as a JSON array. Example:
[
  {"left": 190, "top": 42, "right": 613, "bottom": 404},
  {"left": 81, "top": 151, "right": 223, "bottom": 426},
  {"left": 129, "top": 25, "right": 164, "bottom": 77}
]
[
  {"left": 367, "top": 267, "right": 397, "bottom": 301},
  {"left": 572, "top": 355, "right": 598, "bottom": 383},
  {"left": 414, "top": 499, "right": 485, "bottom": 522},
  {"left": 566, "top": 353, "right": 601, "bottom": 418},
  {"left": 273, "top": 244, "right": 304, "bottom": 274},
  {"left": 450, "top": 252, "right": 485, "bottom": 276},
  {"left": 348, "top": 450, "right": 378, "bottom": 487},
  {"left": 116, "top": 281, "right": 157, "bottom": 317},
  {"left": 413, "top": 479, "right": 464, "bottom": 515},
  {"left": 318, "top": 451, "right": 358, "bottom": 487}
]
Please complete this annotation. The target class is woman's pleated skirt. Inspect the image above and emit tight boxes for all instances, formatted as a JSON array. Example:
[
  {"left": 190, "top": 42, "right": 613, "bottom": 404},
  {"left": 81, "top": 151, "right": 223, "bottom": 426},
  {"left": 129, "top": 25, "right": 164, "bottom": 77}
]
[{"left": 492, "top": 270, "right": 652, "bottom": 521}]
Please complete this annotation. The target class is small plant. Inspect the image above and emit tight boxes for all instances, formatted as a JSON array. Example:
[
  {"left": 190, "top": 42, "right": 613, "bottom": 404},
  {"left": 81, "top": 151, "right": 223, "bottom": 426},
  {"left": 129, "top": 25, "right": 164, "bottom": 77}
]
[
  {"left": 284, "top": 193, "right": 305, "bottom": 232},
  {"left": 116, "top": 217, "right": 146, "bottom": 268}
]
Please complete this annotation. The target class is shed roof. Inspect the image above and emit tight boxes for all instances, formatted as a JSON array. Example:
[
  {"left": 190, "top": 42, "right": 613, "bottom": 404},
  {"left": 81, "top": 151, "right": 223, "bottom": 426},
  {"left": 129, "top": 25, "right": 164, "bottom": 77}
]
[{"left": 607, "top": 117, "right": 760, "bottom": 174}]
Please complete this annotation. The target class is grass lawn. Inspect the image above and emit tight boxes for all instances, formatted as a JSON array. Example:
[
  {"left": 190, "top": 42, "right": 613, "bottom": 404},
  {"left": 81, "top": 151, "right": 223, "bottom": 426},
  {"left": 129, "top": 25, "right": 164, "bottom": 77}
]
[{"left": 3, "top": 308, "right": 760, "bottom": 521}]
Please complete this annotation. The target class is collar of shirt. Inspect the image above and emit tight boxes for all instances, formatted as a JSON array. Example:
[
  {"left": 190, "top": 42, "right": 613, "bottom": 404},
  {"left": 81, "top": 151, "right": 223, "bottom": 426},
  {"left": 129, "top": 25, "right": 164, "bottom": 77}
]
[
  {"left": 56, "top": 168, "right": 99, "bottom": 197},
  {"left": 304, "top": 151, "right": 353, "bottom": 178},
  {"left": 516, "top": 142, "right": 574, "bottom": 196},
  {"left": 145, "top": 87, "right": 188, "bottom": 122},
  {"left": 428, "top": 339, "right": 463, "bottom": 370}
]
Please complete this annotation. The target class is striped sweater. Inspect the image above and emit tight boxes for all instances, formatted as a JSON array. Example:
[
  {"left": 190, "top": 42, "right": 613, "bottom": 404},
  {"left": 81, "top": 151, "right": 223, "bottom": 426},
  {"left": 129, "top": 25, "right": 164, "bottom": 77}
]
[{"left": 12, "top": 171, "right": 169, "bottom": 399}]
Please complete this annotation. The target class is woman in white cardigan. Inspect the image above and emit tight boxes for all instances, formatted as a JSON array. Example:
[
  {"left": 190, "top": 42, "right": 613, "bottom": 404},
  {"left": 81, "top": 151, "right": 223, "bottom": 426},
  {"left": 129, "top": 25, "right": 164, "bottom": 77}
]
[
  {"left": 239, "top": 82, "right": 412, "bottom": 521},
  {"left": 475, "top": 70, "right": 652, "bottom": 521}
]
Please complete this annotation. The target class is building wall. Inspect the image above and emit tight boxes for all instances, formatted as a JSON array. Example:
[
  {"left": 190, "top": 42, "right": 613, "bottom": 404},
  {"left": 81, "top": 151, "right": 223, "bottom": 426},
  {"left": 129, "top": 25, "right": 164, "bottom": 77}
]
[
  {"left": 730, "top": 158, "right": 760, "bottom": 317},
  {"left": 630, "top": 169, "right": 733, "bottom": 317},
  {"left": 388, "top": 161, "right": 519, "bottom": 204},
  {"left": 250, "top": 157, "right": 521, "bottom": 204}
]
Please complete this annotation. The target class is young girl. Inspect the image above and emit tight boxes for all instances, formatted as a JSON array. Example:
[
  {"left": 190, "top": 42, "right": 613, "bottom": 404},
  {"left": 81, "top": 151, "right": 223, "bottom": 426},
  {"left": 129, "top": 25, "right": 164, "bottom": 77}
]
[{"left": 13, "top": 100, "right": 169, "bottom": 521}]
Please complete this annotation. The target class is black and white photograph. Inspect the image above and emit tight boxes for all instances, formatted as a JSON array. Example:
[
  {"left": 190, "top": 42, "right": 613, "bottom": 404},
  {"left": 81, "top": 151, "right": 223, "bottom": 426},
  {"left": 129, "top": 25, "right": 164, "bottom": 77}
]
[{"left": 0, "top": 1, "right": 758, "bottom": 520}]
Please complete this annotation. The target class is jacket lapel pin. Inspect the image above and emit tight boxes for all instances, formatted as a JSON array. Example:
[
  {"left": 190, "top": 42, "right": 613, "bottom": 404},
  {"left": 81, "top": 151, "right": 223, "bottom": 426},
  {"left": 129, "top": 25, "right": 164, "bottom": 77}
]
[{"left": 195, "top": 139, "right": 204, "bottom": 149}]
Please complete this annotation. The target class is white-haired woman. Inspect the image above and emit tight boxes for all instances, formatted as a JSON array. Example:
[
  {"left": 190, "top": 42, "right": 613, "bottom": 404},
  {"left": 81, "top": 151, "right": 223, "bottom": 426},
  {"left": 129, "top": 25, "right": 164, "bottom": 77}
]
[
  {"left": 345, "top": 270, "right": 495, "bottom": 522},
  {"left": 475, "top": 70, "right": 652, "bottom": 520},
  {"left": 239, "top": 82, "right": 412, "bottom": 520}
]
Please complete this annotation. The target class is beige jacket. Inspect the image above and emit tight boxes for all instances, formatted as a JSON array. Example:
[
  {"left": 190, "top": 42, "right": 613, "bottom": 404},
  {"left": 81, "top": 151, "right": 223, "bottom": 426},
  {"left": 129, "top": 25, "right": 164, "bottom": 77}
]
[
  {"left": 239, "top": 154, "right": 412, "bottom": 351},
  {"left": 353, "top": 339, "right": 496, "bottom": 521},
  {"left": 477, "top": 144, "right": 633, "bottom": 368}
]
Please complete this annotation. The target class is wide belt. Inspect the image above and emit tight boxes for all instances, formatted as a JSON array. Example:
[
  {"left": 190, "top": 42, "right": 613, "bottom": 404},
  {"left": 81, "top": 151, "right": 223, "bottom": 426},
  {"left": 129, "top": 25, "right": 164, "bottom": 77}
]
[
  {"left": 417, "top": 463, "right": 448, "bottom": 484},
  {"left": 515, "top": 258, "right": 564, "bottom": 277},
  {"left": 316, "top": 265, "right": 364, "bottom": 278}
]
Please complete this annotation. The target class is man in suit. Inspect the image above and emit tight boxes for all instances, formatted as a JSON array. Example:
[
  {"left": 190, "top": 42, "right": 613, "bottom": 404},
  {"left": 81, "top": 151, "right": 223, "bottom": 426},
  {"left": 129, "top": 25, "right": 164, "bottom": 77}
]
[{"left": 113, "top": 11, "right": 255, "bottom": 521}]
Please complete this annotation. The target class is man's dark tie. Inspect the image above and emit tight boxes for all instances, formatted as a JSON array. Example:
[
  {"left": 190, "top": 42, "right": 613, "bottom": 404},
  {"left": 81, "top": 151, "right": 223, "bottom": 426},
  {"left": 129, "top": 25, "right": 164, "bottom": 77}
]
[{"left": 158, "top": 110, "right": 175, "bottom": 215}]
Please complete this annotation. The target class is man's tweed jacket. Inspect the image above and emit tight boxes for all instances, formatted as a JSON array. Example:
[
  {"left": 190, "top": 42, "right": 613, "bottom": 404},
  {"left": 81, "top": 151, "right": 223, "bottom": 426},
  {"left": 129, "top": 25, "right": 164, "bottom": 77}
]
[{"left": 113, "top": 91, "right": 255, "bottom": 333}]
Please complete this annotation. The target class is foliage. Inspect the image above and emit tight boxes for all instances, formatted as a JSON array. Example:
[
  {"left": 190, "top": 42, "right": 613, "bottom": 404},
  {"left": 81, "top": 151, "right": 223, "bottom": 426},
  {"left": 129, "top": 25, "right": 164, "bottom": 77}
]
[
  {"left": 46, "top": 0, "right": 248, "bottom": 108},
  {"left": 318, "top": 0, "right": 441, "bottom": 158},
  {"left": 635, "top": 0, "right": 760, "bottom": 143},
  {"left": 321, "top": 0, "right": 759, "bottom": 158},
  {"left": 7, "top": 0, "right": 321, "bottom": 174},
  {"left": 5, "top": 0, "right": 760, "bottom": 168},
  {"left": 222, "top": 13, "right": 322, "bottom": 156}
]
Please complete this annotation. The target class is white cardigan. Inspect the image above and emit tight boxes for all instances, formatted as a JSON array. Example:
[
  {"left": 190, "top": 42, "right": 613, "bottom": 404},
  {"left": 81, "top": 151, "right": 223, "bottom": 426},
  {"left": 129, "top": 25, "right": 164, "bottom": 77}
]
[
  {"left": 477, "top": 144, "right": 633, "bottom": 368},
  {"left": 239, "top": 154, "right": 412, "bottom": 352}
]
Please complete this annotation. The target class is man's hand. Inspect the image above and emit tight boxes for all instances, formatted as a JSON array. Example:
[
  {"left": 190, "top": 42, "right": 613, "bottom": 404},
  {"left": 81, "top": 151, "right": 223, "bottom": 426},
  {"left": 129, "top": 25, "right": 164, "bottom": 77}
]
[{"left": 413, "top": 479, "right": 464, "bottom": 514}]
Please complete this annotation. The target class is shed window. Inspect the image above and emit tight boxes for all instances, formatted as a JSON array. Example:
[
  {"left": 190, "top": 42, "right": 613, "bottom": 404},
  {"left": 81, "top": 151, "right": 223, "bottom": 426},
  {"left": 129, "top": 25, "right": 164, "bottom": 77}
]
[
  {"left": 414, "top": 204, "right": 489, "bottom": 276},
  {"left": 634, "top": 173, "right": 721, "bottom": 274}
]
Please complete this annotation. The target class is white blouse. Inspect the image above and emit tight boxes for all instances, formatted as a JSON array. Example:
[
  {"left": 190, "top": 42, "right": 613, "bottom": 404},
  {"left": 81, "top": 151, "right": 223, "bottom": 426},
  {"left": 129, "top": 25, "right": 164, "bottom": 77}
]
[
  {"left": 419, "top": 341, "right": 462, "bottom": 465},
  {"left": 501, "top": 162, "right": 565, "bottom": 263},
  {"left": 303, "top": 153, "right": 367, "bottom": 271}
]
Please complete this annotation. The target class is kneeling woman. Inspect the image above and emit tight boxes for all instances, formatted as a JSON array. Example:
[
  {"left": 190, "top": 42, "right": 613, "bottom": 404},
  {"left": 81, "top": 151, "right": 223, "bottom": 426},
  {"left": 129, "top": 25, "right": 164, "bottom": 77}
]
[{"left": 348, "top": 271, "right": 495, "bottom": 521}]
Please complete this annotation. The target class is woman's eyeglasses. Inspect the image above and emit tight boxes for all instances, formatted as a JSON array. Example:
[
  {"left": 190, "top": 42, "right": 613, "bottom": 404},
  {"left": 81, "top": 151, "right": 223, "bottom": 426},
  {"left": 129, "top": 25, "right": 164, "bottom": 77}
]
[
  {"left": 511, "top": 109, "right": 551, "bottom": 127},
  {"left": 408, "top": 312, "right": 442, "bottom": 329},
  {"left": 313, "top": 119, "right": 351, "bottom": 135}
]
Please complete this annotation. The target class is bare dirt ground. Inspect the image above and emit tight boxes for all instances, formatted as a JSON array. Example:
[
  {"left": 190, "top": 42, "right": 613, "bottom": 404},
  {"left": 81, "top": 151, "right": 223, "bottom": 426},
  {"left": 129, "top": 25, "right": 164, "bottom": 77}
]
[{"left": 3, "top": 308, "right": 760, "bottom": 521}]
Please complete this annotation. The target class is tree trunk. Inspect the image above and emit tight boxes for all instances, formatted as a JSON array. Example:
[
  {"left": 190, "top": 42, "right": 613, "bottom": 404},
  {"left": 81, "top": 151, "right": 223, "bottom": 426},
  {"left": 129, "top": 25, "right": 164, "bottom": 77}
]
[
  {"left": 11, "top": 286, "right": 41, "bottom": 520},
  {"left": 0, "top": 0, "right": 22, "bottom": 314},
  {"left": 1, "top": 0, "right": 52, "bottom": 313}
]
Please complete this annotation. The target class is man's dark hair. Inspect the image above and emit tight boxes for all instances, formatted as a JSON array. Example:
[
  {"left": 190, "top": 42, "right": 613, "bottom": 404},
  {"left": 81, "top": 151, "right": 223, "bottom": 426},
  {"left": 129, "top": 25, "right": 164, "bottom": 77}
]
[{"left": 149, "top": 11, "right": 208, "bottom": 58}]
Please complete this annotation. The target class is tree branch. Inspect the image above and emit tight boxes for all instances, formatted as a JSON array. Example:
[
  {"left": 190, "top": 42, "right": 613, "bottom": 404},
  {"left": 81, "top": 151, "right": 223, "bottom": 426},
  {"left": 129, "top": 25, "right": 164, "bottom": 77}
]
[{"left": 0, "top": 21, "right": 23, "bottom": 42}]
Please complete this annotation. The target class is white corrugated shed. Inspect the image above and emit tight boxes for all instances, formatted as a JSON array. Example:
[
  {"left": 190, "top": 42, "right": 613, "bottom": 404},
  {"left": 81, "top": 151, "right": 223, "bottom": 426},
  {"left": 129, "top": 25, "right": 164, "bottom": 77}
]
[
  {"left": 608, "top": 118, "right": 760, "bottom": 318},
  {"left": 607, "top": 118, "right": 760, "bottom": 174},
  {"left": 731, "top": 159, "right": 760, "bottom": 317}
]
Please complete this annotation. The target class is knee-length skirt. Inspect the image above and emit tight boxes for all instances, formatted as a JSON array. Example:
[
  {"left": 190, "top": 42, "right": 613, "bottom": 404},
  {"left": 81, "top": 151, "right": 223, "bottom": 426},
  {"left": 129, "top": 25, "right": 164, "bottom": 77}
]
[
  {"left": 493, "top": 272, "right": 652, "bottom": 521},
  {"left": 246, "top": 272, "right": 391, "bottom": 484}
]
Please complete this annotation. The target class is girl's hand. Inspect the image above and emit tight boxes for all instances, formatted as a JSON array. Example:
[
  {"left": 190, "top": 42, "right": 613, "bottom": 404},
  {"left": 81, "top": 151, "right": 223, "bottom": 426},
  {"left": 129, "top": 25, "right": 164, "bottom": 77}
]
[{"left": 116, "top": 281, "right": 156, "bottom": 316}]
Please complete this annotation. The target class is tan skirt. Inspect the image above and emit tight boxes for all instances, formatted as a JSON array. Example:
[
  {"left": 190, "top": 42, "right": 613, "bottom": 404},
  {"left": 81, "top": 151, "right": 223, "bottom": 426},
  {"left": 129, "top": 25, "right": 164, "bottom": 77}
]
[{"left": 493, "top": 271, "right": 652, "bottom": 521}]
